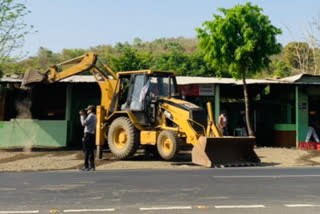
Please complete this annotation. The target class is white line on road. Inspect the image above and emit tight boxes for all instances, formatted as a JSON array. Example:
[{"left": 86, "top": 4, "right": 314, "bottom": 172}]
[
  {"left": 285, "top": 204, "right": 320, "bottom": 207},
  {"left": 215, "top": 205, "right": 265, "bottom": 209},
  {"left": 213, "top": 175, "right": 320, "bottom": 178},
  {"left": 0, "top": 211, "right": 39, "bottom": 214},
  {"left": 0, "top": 188, "right": 16, "bottom": 191},
  {"left": 140, "top": 206, "right": 192, "bottom": 211},
  {"left": 200, "top": 196, "right": 229, "bottom": 200},
  {"left": 63, "top": 208, "right": 115, "bottom": 212}
]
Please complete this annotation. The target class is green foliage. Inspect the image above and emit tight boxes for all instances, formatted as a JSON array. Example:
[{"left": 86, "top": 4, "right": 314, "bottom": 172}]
[
  {"left": 1, "top": 33, "right": 292, "bottom": 80},
  {"left": 3, "top": 37, "right": 217, "bottom": 77},
  {"left": 110, "top": 45, "right": 151, "bottom": 71},
  {"left": 196, "top": 2, "right": 282, "bottom": 79},
  {"left": 0, "top": 0, "right": 33, "bottom": 62},
  {"left": 151, "top": 50, "right": 219, "bottom": 77},
  {"left": 0, "top": 0, "right": 34, "bottom": 78},
  {"left": 151, "top": 50, "right": 189, "bottom": 74},
  {"left": 196, "top": 2, "right": 282, "bottom": 136},
  {"left": 62, "top": 48, "right": 86, "bottom": 59},
  {"left": 0, "top": 57, "right": 24, "bottom": 75},
  {"left": 283, "top": 42, "right": 313, "bottom": 71},
  {"left": 272, "top": 59, "right": 291, "bottom": 77}
]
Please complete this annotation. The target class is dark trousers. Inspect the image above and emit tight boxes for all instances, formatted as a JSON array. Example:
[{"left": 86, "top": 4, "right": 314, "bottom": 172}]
[
  {"left": 222, "top": 127, "right": 229, "bottom": 136},
  {"left": 82, "top": 133, "right": 95, "bottom": 168}
]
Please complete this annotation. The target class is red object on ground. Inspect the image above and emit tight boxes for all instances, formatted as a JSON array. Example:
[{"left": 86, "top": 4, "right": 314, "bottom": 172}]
[{"left": 299, "top": 142, "right": 319, "bottom": 150}]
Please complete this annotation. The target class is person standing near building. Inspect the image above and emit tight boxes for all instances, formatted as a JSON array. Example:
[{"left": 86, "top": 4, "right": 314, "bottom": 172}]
[
  {"left": 79, "top": 105, "right": 97, "bottom": 171},
  {"left": 305, "top": 111, "right": 320, "bottom": 143},
  {"left": 218, "top": 110, "right": 229, "bottom": 136}
]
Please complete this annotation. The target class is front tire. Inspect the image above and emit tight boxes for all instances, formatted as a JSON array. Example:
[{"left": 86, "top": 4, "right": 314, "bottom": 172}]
[
  {"left": 157, "top": 130, "right": 180, "bottom": 160},
  {"left": 108, "top": 117, "right": 139, "bottom": 159}
]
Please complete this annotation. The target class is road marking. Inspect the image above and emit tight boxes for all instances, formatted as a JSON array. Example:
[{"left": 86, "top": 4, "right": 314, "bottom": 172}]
[
  {"left": 285, "top": 204, "right": 320, "bottom": 207},
  {"left": 197, "top": 206, "right": 208, "bottom": 209},
  {"left": 0, "top": 211, "right": 39, "bottom": 214},
  {"left": 213, "top": 175, "right": 320, "bottom": 178},
  {"left": 215, "top": 205, "right": 265, "bottom": 209},
  {"left": 140, "top": 206, "right": 192, "bottom": 211},
  {"left": 201, "top": 196, "right": 229, "bottom": 199},
  {"left": 0, "top": 188, "right": 16, "bottom": 191},
  {"left": 63, "top": 208, "right": 115, "bottom": 212}
]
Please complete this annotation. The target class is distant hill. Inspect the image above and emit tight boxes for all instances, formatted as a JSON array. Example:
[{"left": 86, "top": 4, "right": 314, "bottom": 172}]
[{"left": 0, "top": 37, "right": 303, "bottom": 78}]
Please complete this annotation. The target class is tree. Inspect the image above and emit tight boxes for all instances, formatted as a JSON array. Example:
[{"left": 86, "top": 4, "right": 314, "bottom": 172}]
[
  {"left": 272, "top": 59, "right": 291, "bottom": 78},
  {"left": 283, "top": 42, "right": 313, "bottom": 73},
  {"left": 196, "top": 2, "right": 282, "bottom": 136},
  {"left": 110, "top": 46, "right": 150, "bottom": 71},
  {"left": 61, "top": 48, "right": 86, "bottom": 60},
  {"left": 0, "top": 0, "right": 33, "bottom": 77},
  {"left": 300, "top": 15, "right": 320, "bottom": 75},
  {"left": 0, "top": 56, "right": 23, "bottom": 74}
]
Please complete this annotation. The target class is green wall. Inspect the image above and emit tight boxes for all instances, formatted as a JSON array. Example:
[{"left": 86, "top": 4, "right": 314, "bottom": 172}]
[
  {"left": 274, "top": 124, "right": 296, "bottom": 131},
  {"left": 0, "top": 119, "right": 67, "bottom": 147},
  {"left": 295, "top": 86, "right": 309, "bottom": 145}
]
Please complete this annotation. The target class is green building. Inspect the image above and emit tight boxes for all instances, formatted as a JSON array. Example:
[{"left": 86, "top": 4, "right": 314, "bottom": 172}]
[
  {"left": 0, "top": 74, "right": 320, "bottom": 148},
  {"left": 0, "top": 75, "right": 100, "bottom": 148}
]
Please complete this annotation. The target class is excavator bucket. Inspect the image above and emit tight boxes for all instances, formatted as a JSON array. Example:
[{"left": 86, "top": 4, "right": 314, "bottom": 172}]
[
  {"left": 21, "top": 69, "right": 47, "bottom": 88},
  {"left": 192, "top": 136, "right": 260, "bottom": 167}
]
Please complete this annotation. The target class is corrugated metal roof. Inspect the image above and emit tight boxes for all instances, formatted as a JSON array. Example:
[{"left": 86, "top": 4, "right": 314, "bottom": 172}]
[
  {"left": 176, "top": 76, "right": 280, "bottom": 85},
  {"left": 0, "top": 76, "right": 22, "bottom": 82},
  {"left": 279, "top": 74, "right": 304, "bottom": 82},
  {"left": 278, "top": 74, "right": 320, "bottom": 84},
  {"left": 60, "top": 75, "right": 96, "bottom": 82},
  {"left": 1, "top": 73, "right": 320, "bottom": 85},
  {"left": 0, "top": 75, "right": 96, "bottom": 83},
  {"left": 177, "top": 77, "right": 234, "bottom": 85}
]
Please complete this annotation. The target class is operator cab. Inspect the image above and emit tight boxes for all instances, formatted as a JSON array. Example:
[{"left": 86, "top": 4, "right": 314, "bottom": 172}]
[{"left": 115, "top": 70, "right": 178, "bottom": 126}]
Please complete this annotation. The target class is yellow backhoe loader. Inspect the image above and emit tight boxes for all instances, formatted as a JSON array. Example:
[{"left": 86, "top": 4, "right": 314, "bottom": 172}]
[{"left": 22, "top": 52, "right": 260, "bottom": 167}]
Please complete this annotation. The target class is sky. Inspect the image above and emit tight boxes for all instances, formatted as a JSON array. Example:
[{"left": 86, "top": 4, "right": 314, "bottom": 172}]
[{"left": 22, "top": 0, "right": 320, "bottom": 56}]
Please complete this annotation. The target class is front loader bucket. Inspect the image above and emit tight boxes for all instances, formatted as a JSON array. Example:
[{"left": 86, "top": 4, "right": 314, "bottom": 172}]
[
  {"left": 192, "top": 136, "right": 260, "bottom": 167},
  {"left": 21, "top": 69, "right": 47, "bottom": 88}
]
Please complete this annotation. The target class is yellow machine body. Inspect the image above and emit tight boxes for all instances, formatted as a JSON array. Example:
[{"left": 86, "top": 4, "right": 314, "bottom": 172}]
[
  {"left": 140, "top": 131, "right": 158, "bottom": 145},
  {"left": 156, "top": 99, "right": 260, "bottom": 167},
  {"left": 22, "top": 52, "right": 260, "bottom": 167}
]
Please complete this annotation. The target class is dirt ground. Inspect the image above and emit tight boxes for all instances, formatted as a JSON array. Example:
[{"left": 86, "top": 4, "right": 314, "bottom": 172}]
[{"left": 0, "top": 147, "right": 320, "bottom": 172}]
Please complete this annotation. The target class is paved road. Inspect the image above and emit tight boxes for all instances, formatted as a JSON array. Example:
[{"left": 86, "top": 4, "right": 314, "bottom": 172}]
[{"left": 1, "top": 167, "right": 320, "bottom": 213}]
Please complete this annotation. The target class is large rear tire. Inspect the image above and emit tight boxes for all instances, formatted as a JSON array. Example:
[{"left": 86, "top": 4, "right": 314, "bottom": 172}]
[
  {"left": 108, "top": 117, "right": 139, "bottom": 159},
  {"left": 157, "top": 130, "right": 180, "bottom": 160}
]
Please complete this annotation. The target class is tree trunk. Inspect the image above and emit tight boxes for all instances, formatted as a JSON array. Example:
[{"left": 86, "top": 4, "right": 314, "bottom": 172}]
[{"left": 242, "top": 67, "right": 254, "bottom": 136}]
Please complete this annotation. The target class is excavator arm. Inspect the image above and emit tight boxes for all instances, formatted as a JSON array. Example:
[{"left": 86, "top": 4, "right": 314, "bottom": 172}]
[
  {"left": 46, "top": 52, "right": 117, "bottom": 82},
  {"left": 22, "top": 52, "right": 118, "bottom": 110},
  {"left": 22, "top": 52, "right": 119, "bottom": 157}
]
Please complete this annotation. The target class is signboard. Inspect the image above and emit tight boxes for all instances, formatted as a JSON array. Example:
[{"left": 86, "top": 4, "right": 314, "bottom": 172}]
[
  {"left": 199, "top": 84, "right": 214, "bottom": 96},
  {"left": 179, "top": 85, "right": 199, "bottom": 96},
  {"left": 179, "top": 84, "right": 215, "bottom": 97}
]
